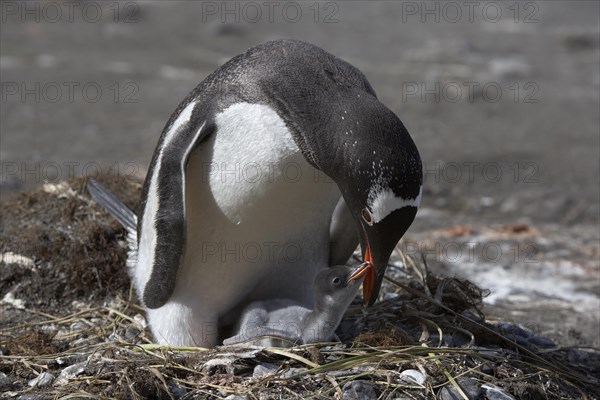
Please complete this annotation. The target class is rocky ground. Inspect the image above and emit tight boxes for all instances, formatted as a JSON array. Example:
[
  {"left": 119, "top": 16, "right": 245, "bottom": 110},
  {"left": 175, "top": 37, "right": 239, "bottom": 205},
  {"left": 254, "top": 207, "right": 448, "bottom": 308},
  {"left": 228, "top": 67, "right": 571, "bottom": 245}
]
[
  {"left": 1, "top": 1, "right": 599, "bottom": 399},
  {"left": 0, "top": 178, "right": 598, "bottom": 399}
]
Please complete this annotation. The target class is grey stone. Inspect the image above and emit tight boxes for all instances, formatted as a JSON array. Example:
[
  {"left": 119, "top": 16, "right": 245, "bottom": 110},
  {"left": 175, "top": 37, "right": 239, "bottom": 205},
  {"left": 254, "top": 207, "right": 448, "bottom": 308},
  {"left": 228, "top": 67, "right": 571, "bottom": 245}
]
[
  {"left": 54, "top": 362, "right": 87, "bottom": 386},
  {"left": 342, "top": 380, "right": 378, "bottom": 400},
  {"left": 167, "top": 379, "right": 188, "bottom": 398},
  {"left": 398, "top": 369, "right": 426, "bottom": 385},
  {"left": 70, "top": 321, "right": 88, "bottom": 331},
  {"left": 39, "top": 324, "right": 58, "bottom": 336},
  {"left": 17, "top": 395, "right": 52, "bottom": 400},
  {"left": 514, "top": 336, "right": 530, "bottom": 348},
  {"left": 125, "top": 327, "right": 141, "bottom": 341},
  {"left": 495, "top": 323, "right": 532, "bottom": 338},
  {"left": 527, "top": 335, "right": 556, "bottom": 348},
  {"left": 383, "top": 292, "right": 399, "bottom": 301},
  {"left": 252, "top": 363, "right": 278, "bottom": 378},
  {"left": 479, "top": 363, "right": 494, "bottom": 375},
  {"left": 28, "top": 372, "right": 54, "bottom": 388},
  {"left": 223, "top": 395, "right": 250, "bottom": 400},
  {"left": 567, "top": 348, "right": 590, "bottom": 364},
  {"left": 0, "top": 372, "right": 11, "bottom": 390},
  {"left": 441, "top": 334, "right": 454, "bottom": 346},
  {"left": 482, "top": 383, "right": 516, "bottom": 400},
  {"left": 426, "top": 333, "right": 442, "bottom": 346},
  {"left": 489, "top": 57, "right": 531, "bottom": 79},
  {"left": 451, "top": 332, "right": 472, "bottom": 347},
  {"left": 201, "top": 357, "right": 238, "bottom": 375},
  {"left": 53, "top": 354, "right": 85, "bottom": 368},
  {"left": 209, "top": 22, "right": 247, "bottom": 38},
  {"left": 438, "top": 377, "right": 481, "bottom": 400}
]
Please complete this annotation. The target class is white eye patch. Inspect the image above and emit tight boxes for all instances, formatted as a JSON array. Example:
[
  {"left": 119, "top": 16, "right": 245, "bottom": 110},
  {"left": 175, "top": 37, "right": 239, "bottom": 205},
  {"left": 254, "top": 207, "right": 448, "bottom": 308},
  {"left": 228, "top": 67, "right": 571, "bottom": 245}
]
[{"left": 368, "top": 185, "right": 422, "bottom": 224}]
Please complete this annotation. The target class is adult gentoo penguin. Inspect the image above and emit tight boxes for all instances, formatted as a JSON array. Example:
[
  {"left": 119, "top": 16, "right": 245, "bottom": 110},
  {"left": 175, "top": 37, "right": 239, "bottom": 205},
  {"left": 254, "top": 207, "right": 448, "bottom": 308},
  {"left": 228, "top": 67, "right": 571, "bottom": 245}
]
[
  {"left": 91, "top": 39, "right": 422, "bottom": 347},
  {"left": 223, "top": 265, "right": 365, "bottom": 347}
]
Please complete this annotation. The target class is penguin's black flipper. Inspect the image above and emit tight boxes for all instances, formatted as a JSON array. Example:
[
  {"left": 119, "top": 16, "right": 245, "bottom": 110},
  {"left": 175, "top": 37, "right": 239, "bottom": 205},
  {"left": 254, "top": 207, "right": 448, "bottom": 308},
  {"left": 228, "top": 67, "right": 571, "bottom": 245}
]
[
  {"left": 87, "top": 178, "right": 137, "bottom": 233},
  {"left": 137, "top": 101, "right": 215, "bottom": 309}
]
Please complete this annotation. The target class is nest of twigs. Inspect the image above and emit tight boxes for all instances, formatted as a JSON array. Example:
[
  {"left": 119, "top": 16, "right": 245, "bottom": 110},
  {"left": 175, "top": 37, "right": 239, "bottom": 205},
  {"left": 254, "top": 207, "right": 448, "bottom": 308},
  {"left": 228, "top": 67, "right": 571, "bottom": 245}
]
[{"left": 1, "top": 177, "right": 599, "bottom": 399}]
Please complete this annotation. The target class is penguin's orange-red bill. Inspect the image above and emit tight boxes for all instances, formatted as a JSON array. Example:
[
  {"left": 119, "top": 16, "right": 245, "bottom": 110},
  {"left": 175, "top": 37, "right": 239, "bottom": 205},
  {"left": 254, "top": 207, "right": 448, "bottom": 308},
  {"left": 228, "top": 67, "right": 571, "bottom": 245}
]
[{"left": 348, "top": 243, "right": 375, "bottom": 305}]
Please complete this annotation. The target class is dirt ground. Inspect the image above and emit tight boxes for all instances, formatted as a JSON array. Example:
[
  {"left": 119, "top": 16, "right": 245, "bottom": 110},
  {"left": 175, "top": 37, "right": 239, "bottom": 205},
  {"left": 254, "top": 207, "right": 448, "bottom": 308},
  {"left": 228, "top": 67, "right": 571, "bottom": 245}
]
[
  {"left": 0, "top": 177, "right": 598, "bottom": 398},
  {"left": 1, "top": 1, "right": 599, "bottom": 399}
]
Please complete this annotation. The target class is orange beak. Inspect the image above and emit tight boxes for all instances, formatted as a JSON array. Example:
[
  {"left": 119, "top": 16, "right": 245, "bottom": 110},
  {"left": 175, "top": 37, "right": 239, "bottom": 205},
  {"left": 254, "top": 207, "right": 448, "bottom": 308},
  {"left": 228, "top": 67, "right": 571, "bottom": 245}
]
[{"left": 348, "top": 239, "right": 376, "bottom": 305}]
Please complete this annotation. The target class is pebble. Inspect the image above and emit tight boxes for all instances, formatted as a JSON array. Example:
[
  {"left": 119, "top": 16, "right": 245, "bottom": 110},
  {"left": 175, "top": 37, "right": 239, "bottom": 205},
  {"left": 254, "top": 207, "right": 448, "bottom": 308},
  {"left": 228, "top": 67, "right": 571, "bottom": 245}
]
[
  {"left": 450, "top": 332, "right": 472, "bottom": 347},
  {"left": 495, "top": 322, "right": 532, "bottom": 338},
  {"left": 342, "top": 380, "right": 378, "bottom": 400},
  {"left": 438, "top": 377, "right": 481, "bottom": 400},
  {"left": 479, "top": 363, "right": 494, "bottom": 375},
  {"left": 17, "top": 395, "right": 51, "bottom": 400},
  {"left": 125, "top": 327, "right": 141, "bottom": 341},
  {"left": 398, "top": 369, "right": 426, "bottom": 385},
  {"left": 562, "top": 32, "right": 599, "bottom": 51},
  {"left": 480, "top": 196, "right": 495, "bottom": 207},
  {"left": 201, "top": 350, "right": 262, "bottom": 376},
  {"left": 39, "top": 324, "right": 58, "bottom": 336},
  {"left": 107, "top": 327, "right": 140, "bottom": 342},
  {"left": 567, "top": 348, "right": 590, "bottom": 364},
  {"left": 53, "top": 355, "right": 85, "bottom": 368},
  {"left": 2, "top": 291, "right": 26, "bottom": 309},
  {"left": 28, "top": 372, "right": 54, "bottom": 388},
  {"left": 527, "top": 335, "right": 556, "bottom": 348},
  {"left": 202, "top": 357, "right": 238, "bottom": 375},
  {"left": 70, "top": 321, "right": 88, "bottom": 331},
  {"left": 482, "top": 383, "right": 516, "bottom": 400},
  {"left": 223, "top": 395, "right": 250, "bottom": 400},
  {"left": 514, "top": 336, "right": 530, "bottom": 348},
  {"left": 489, "top": 57, "right": 531, "bottom": 79},
  {"left": 0, "top": 372, "right": 11, "bottom": 390},
  {"left": 426, "top": 333, "right": 471, "bottom": 347},
  {"left": 494, "top": 322, "right": 557, "bottom": 349},
  {"left": 107, "top": 332, "right": 120, "bottom": 342},
  {"left": 54, "top": 362, "right": 87, "bottom": 386},
  {"left": 382, "top": 292, "right": 399, "bottom": 301},
  {"left": 167, "top": 379, "right": 187, "bottom": 398},
  {"left": 0, "top": 252, "right": 36, "bottom": 268},
  {"left": 210, "top": 21, "right": 247, "bottom": 38},
  {"left": 252, "top": 363, "right": 278, "bottom": 378}
]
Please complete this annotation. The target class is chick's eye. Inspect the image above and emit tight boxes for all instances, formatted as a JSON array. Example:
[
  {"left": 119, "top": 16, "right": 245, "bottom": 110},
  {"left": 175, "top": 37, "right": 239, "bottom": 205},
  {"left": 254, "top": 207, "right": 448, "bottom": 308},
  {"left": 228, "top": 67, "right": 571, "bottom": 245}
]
[
  {"left": 332, "top": 277, "right": 341, "bottom": 286},
  {"left": 361, "top": 208, "right": 373, "bottom": 226}
]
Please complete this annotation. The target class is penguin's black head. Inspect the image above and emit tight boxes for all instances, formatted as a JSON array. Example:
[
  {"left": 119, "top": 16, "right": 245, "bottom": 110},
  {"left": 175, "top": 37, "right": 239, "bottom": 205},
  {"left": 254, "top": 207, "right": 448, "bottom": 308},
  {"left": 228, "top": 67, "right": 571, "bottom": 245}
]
[
  {"left": 275, "top": 53, "right": 423, "bottom": 306},
  {"left": 330, "top": 97, "right": 423, "bottom": 306}
]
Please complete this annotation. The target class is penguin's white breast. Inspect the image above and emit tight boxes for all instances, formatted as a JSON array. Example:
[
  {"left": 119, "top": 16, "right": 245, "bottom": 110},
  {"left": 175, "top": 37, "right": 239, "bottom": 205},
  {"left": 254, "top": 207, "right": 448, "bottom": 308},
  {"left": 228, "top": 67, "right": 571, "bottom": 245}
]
[{"left": 181, "top": 102, "right": 340, "bottom": 310}]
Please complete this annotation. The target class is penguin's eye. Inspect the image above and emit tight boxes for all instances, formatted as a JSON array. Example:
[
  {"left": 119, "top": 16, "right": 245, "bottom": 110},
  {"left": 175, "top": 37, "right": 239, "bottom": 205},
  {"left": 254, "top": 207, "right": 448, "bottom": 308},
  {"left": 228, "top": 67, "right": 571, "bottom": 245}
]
[
  {"left": 332, "top": 277, "right": 341, "bottom": 286},
  {"left": 361, "top": 208, "right": 373, "bottom": 226}
]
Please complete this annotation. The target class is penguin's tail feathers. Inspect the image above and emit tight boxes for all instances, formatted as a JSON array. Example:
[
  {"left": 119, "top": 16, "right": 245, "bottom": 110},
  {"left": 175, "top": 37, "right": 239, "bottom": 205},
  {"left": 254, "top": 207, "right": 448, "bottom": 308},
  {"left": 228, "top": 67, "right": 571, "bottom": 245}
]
[{"left": 87, "top": 178, "right": 137, "bottom": 233}]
